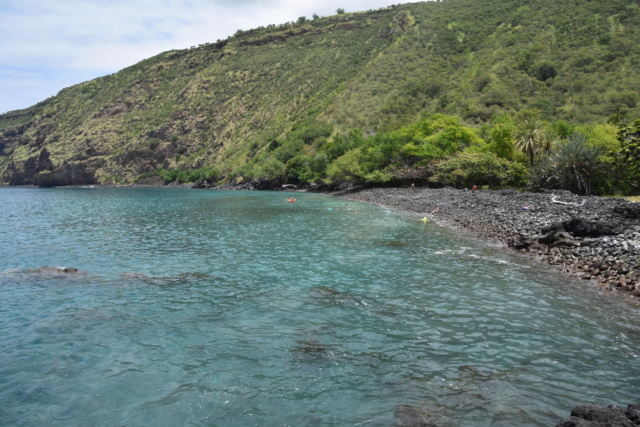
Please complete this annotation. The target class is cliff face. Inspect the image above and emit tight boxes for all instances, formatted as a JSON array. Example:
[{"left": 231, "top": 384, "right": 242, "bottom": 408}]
[{"left": 1, "top": 0, "right": 639, "bottom": 186}]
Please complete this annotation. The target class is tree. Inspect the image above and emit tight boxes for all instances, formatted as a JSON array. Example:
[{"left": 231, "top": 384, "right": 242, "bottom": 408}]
[
  {"left": 397, "top": 114, "right": 482, "bottom": 157},
  {"left": 617, "top": 119, "right": 640, "bottom": 190},
  {"left": 541, "top": 133, "right": 604, "bottom": 195},
  {"left": 428, "top": 151, "right": 528, "bottom": 188},
  {"left": 538, "top": 129, "right": 559, "bottom": 158},
  {"left": 336, "top": 8, "right": 345, "bottom": 15},
  {"left": 487, "top": 122, "right": 515, "bottom": 159},
  {"left": 528, "top": 60, "right": 558, "bottom": 81},
  {"left": 259, "top": 156, "right": 286, "bottom": 181},
  {"left": 619, "top": 119, "right": 640, "bottom": 168},
  {"left": 286, "top": 154, "right": 327, "bottom": 183},
  {"left": 513, "top": 117, "right": 544, "bottom": 166},
  {"left": 552, "top": 120, "right": 575, "bottom": 139},
  {"left": 326, "top": 149, "right": 362, "bottom": 183}
]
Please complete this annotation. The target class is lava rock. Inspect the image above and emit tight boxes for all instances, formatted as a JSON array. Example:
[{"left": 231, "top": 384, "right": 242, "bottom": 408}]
[{"left": 556, "top": 403, "right": 640, "bottom": 427}]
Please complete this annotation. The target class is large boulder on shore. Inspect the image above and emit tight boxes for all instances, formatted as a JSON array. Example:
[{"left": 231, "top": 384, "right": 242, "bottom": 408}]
[
  {"left": 563, "top": 217, "right": 623, "bottom": 238},
  {"left": 540, "top": 217, "right": 623, "bottom": 244},
  {"left": 248, "top": 177, "right": 281, "bottom": 190}
]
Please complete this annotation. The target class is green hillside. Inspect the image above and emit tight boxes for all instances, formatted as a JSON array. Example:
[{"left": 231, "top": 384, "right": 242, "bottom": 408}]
[{"left": 1, "top": 0, "right": 639, "bottom": 192}]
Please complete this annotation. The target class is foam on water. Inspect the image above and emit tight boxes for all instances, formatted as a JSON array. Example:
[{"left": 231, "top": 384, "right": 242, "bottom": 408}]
[{"left": 1, "top": 188, "right": 639, "bottom": 426}]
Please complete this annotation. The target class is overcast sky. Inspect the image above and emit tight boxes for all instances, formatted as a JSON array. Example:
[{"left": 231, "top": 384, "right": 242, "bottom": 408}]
[{"left": 0, "top": 0, "right": 423, "bottom": 114}]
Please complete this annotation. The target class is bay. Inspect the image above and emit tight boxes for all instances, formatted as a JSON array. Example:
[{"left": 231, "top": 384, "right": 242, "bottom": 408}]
[{"left": 1, "top": 188, "right": 639, "bottom": 426}]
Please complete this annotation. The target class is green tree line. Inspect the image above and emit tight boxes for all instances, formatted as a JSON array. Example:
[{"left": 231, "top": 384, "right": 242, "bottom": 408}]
[{"left": 220, "top": 112, "right": 638, "bottom": 196}]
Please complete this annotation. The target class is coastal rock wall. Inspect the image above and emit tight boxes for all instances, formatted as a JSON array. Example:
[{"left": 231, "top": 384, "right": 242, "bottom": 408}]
[{"left": 344, "top": 187, "right": 640, "bottom": 297}]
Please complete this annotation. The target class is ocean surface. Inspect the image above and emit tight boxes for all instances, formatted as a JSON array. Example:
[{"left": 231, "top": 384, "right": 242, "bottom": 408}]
[{"left": 1, "top": 188, "right": 639, "bottom": 426}]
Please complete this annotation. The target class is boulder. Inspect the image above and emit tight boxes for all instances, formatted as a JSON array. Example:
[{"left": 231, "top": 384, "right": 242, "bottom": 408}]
[
  {"left": 556, "top": 403, "right": 640, "bottom": 427},
  {"left": 250, "top": 177, "right": 281, "bottom": 190},
  {"left": 508, "top": 234, "right": 534, "bottom": 250},
  {"left": 394, "top": 405, "right": 437, "bottom": 427},
  {"left": 563, "top": 217, "right": 623, "bottom": 238}
]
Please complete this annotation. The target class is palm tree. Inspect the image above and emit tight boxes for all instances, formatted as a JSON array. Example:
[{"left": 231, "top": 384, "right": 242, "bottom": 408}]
[
  {"left": 550, "top": 133, "right": 603, "bottom": 195},
  {"left": 538, "top": 129, "right": 559, "bottom": 158},
  {"left": 513, "top": 118, "right": 544, "bottom": 166}
]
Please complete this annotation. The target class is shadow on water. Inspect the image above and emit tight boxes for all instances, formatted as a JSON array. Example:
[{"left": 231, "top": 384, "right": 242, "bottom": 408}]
[
  {"left": 309, "top": 285, "right": 368, "bottom": 306},
  {"left": 1, "top": 266, "right": 89, "bottom": 284}
]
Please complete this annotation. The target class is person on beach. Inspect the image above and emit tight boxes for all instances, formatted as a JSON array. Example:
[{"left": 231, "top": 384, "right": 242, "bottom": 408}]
[
  {"left": 422, "top": 216, "right": 429, "bottom": 223},
  {"left": 472, "top": 184, "right": 477, "bottom": 193},
  {"left": 432, "top": 205, "right": 439, "bottom": 214},
  {"left": 411, "top": 183, "right": 415, "bottom": 191}
]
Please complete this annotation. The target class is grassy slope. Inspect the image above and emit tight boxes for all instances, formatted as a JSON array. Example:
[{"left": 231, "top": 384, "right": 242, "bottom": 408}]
[
  {"left": 0, "top": 0, "right": 639, "bottom": 184},
  {"left": 325, "top": 0, "right": 640, "bottom": 130}
]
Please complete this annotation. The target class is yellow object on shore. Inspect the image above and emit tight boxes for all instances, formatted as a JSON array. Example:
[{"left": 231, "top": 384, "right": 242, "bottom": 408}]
[{"left": 422, "top": 216, "right": 428, "bottom": 223}]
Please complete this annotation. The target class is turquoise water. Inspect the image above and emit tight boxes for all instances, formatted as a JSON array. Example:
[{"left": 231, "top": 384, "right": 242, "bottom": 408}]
[{"left": 1, "top": 188, "right": 639, "bottom": 426}]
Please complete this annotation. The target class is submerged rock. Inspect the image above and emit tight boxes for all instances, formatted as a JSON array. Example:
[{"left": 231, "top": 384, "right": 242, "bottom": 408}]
[
  {"left": 309, "top": 286, "right": 365, "bottom": 306},
  {"left": 556, "top": 403, "right": 640, "bottom": 427},
  {"left": 28, "top": 266, "right": 79, "bottom": 275},
  {"left": 290, "top": 338, "right": 333, "bottom": 362},
  {"left": 0, "top": 266, "right": 86, "bottom": 284},
  {"left": 394, "top": 404, "right": 439, "bottom": 427}
]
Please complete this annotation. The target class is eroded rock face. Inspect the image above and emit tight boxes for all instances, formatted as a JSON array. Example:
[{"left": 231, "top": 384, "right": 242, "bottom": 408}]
[
  {"left": 3, "top": 147, "right": 102, "bottom": 187},
  {"left": 4, "top": 148, "right": 53, "bottom": 185},
  {"left": 34, "top": 160, "right": 100, "bottom": 187}
]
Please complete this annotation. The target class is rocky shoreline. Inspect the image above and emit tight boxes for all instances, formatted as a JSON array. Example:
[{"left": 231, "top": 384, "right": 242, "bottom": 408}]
[{"left": 340, "top": 187, "right": 640, "bottom": 300}]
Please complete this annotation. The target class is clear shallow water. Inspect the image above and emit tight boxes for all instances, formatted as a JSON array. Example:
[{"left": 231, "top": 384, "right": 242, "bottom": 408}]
[{"left": 0, "top": 188, "right": 639, "bottom": 426}]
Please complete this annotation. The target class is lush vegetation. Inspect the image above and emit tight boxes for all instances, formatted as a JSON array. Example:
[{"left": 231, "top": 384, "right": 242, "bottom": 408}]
[
  {"left": 0, "top": 0, "right": 638, "bottom": 194},
  {"left": 137, "top": 166, "right": 219, "bottom": 184},
  {"left": 227, "top": 110, "right": 636, "bottom": 195}
]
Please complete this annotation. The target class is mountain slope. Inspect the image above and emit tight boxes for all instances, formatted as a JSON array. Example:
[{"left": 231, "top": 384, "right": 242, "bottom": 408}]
[{"left": 1, "top": 0, "right": 639, "bottom": 186}]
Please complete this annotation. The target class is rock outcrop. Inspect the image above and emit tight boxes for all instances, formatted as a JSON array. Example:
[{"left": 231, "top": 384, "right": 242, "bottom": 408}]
[{"left": 556, "top": 403, "right": 640, "bottom": 427}]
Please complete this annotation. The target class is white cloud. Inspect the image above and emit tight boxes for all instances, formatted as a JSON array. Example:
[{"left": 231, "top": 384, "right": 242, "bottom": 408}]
[{"left": 0, "top": 0, "right": 420, "bottom": 114}]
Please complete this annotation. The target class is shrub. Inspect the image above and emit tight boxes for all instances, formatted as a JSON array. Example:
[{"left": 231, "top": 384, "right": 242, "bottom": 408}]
[
  {"left": 153, "top": 166, "right": 219, "bottom": 184},
  {"left": 285, "top": 154, "right": 327, "bottom": 183},
  {"left": 528, "top": 60, "right": 558, "bottom": 81},
  {"left": 326, "top": 149, "right": 363, "bottom": 183},
  {"left": 486, "top": 122, "right": 515, "bottom": 160},
  {"left": 364, "top": 169, "right": 394, "bottom": 183},
  {"left": 428, "top": 151, "right": 528, "bottom": 189},
  {"left": 531, "top": 133, "right": 604, "bottom": 195},
  {"left": 259, "top": 156, "right": 286, "bottom": 180},
  {"left": 617, "top": 119, "right": 640, "bottom": 193}
]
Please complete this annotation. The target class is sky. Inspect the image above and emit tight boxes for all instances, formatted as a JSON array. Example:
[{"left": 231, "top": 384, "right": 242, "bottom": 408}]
[{"left": 0, "top": 0, "right": 422, "bottom": 114}]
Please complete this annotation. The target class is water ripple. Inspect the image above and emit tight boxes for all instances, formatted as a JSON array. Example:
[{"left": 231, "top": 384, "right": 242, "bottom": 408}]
[{"left": 1, "top": 188, "right": 639, "bottom": 426}]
